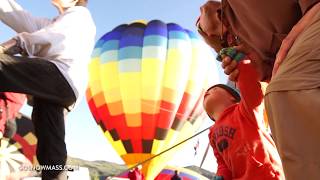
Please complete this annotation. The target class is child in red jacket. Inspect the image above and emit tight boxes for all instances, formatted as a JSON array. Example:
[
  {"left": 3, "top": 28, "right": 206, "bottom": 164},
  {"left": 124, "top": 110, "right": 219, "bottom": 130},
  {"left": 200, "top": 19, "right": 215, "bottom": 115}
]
[{"left": 203, "top": 60, "right": 284, "bottom": 180}]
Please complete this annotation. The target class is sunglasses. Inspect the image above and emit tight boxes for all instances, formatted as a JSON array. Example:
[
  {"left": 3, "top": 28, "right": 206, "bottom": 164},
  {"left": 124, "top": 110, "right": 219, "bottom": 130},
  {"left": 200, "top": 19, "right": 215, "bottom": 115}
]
[{"left": 196, "top": 17, "right": 241, "bottom": 52}]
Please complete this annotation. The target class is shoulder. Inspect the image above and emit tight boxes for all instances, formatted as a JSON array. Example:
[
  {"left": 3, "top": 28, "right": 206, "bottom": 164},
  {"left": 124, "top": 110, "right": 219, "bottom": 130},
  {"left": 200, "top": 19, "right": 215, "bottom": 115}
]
[
  {"left": 61, "top": 6, "right": 95, "bottom": 29},
  {"left": 208, "top": 125, "right": 217, "bottom": 143},
  {"left": 209, "top": 125, "right": 216, "bottom": 135}
]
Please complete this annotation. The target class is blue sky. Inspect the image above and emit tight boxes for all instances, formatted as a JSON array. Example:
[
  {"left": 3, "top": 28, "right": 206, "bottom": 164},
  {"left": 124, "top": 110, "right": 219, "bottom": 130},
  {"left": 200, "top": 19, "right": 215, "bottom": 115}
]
[{"left": 0, "top": 0, "right": 227, "bottom": 172}]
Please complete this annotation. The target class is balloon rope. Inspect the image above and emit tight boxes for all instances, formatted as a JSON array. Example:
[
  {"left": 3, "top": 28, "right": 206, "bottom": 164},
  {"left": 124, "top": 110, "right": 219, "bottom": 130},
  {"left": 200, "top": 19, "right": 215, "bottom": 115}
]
[
  {"left": 200, "top": 142, "right": 210, "bottom": 168},
  {"left": 112, "top": 126, "right": 211, "bottom": 178}
]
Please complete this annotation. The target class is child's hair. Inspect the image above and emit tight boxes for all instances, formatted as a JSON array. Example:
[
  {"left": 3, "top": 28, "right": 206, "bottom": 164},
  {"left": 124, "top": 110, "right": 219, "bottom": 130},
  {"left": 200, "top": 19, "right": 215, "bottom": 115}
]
[
  {"left": 206, "top": 84, "right": 241, "bottom": 102},
  {"left": 204, "top": 84, "right": 240, "bottom": 121}
]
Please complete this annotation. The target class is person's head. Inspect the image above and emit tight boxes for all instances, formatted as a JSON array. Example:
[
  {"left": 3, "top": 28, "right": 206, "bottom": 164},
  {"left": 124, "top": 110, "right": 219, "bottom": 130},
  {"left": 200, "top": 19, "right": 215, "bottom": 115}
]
[
  {"left": 52, "top": 0, "right": 88, "bottom": 14},
  {"left": 197, "top": 1, "right": 225, "bottom": 37},
  {"left": 203, "top": 84, "right": 240, "bottom": 121},
  {"left": 174, "top": 170, "right": 179, "bottom": 175},
  {"left": 196, "top": 1, "right": 230, "bottom": 52}
]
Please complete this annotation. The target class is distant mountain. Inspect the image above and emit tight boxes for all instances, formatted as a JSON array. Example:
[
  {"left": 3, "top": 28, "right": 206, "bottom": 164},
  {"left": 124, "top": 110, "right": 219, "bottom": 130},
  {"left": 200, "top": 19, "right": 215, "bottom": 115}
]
[
  {"left": 67, "top": 157, "right": 215, "bottom": 179},
  {"left": 67, "top": 157, "right": 126, "bottom": 178}
]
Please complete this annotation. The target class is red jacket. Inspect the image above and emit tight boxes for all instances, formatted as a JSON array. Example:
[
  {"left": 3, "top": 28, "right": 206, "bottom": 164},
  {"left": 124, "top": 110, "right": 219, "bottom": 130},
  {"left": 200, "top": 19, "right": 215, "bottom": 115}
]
[
  {"left": 128, "top": 168, "right": 144, "bottom": 180},
  {"left": 209, "top": 62, "right": 284, "bottom": 179},
  {"left": 0, "top": 92, "right": 26, "bottom": 133}
]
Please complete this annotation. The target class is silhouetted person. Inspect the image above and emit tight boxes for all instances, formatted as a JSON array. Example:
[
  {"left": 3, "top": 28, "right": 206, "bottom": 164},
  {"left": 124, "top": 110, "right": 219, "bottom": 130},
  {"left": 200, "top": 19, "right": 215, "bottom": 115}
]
[{"left": 171, "top": 170, "right": 181, "bottom": 180}]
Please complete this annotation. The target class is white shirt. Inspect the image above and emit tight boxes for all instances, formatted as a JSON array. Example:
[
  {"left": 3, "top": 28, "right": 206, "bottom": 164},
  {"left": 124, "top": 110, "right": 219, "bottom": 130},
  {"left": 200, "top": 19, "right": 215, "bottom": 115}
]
[{"left": 0, "top": 0, "right": 96, "bottom": 105}]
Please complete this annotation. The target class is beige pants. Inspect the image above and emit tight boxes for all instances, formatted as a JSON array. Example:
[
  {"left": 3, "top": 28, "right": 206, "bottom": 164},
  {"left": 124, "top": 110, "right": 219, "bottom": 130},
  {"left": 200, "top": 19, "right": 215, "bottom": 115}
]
[
  {"left": 265, "top": 11, "right": 320, "bottom": 180},
  {"left": 265, "top": 89, "right": 320, "bottom": 180}
]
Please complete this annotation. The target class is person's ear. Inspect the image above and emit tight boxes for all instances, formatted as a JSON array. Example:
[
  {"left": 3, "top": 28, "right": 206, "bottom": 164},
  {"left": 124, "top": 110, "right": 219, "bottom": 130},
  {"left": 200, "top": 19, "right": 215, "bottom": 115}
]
[{"left": 229, "top": 95, "right": 237, "bottom": 103}]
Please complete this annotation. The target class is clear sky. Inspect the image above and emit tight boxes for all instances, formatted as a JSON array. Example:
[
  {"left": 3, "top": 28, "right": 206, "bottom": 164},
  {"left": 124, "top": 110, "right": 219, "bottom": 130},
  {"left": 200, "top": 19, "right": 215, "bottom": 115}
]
[{"left": 0, "top": 0, "right": 227, "bottom": 173}]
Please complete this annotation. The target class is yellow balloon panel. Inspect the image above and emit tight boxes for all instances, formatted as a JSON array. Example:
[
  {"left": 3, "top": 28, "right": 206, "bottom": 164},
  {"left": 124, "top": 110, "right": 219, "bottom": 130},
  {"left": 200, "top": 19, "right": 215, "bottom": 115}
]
[
  {"left": 141, "top": 59, "right": 165, "bottom": 101},
  {"left": 104, "top": 131, "right": 126, "bottom": 156},
  {"left": 100, "top": 62, "right": 121, "bottom": 91},
  {"left": 163, "top": 49, "right": 191, "bottom": 90}
]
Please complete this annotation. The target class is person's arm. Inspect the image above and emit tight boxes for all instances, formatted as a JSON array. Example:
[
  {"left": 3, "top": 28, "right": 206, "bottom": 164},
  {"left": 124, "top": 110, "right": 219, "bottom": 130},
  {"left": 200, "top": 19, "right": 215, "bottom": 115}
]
[
  {"left": 15, "top": 28, "right": 64, "bottom": 56},
  {"left": 15, "top": 7, "right": 95, "bottom": 57},
  {"left": 236, "top": 60, "right": 264, "bottom": 114},
  {"left": 0, "top": 0, "right": 51, "bottom": 33},
  {"left": 272, "top": 2, "right": 320, "bottom": 75},
  {"left": 221, "top": 2, "right": 320, "bottom": 81}
]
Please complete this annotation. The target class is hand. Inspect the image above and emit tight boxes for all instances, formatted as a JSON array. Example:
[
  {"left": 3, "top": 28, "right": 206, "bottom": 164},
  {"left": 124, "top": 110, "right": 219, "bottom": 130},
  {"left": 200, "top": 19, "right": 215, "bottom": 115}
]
[
  {"left": 222, "top": 55, "right": 239, "bottom": 82},
  {"left": 222, "top": 45, "right": 267, "bottom": 81},
  {"left": 0, "top": 38, "right": 24, "bottom": 55},
  {"left": 272, "top": 2, "right": 320, "bottom": 76},
  {"left": 221, "top": 45, "right": 248, "bottom": 81},
  {"left": 0, "top": 46, "right": 5, "bottom": 54},
  {"left": 272, "top": 36, "right": 295, "bottom": 76}
]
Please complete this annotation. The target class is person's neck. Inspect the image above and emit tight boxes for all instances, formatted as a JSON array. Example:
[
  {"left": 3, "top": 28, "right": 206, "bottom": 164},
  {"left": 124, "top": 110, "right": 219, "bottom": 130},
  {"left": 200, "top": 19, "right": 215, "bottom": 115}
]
[
  {"left": 213, "top": 102, "right": 234, "bottom": 120},
  {"left": 58, "top": 7, "right": 70, "bottom": 14}
]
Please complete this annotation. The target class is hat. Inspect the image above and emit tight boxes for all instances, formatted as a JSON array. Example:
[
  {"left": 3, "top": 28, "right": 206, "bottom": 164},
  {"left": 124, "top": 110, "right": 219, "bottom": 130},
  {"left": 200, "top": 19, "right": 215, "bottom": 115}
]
[{"left": 206, "top": 84, "right": 241, "bottom": 102}]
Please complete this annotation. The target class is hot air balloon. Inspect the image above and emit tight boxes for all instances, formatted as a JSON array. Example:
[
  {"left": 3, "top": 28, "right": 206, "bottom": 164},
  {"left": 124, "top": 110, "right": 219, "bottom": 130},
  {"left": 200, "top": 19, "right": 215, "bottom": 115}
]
[
  {"left": 10, "top": 113, "right": 37, "bottom": 164},
  {"left": 155, "top": 166, "right": 209, "bottom": 180},
  {"left": 0, "top": 113, "right": 37, "bottom": 179},
  {"left": 117, "top": 165, "right": 209, "bottom": 180},
  {"left": 86, "top": 20, "right": 219, "bottom": 180}
]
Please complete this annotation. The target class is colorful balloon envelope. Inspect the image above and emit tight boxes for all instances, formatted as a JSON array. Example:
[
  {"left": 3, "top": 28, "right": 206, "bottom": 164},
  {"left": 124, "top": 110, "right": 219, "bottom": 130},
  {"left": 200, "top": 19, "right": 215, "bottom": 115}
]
[
  {"left": 0, "top": 113, "right": 37, "bottom": 179},
  {"left": 154, "top": 166, "right": 209, "bottom": 180},
  {"left": 10, "top": 113, "right": 37, "bottom": 164},
  {"left": 86, "top": 20, "right": 219, "bottom": 179},
  {"left": 118, "top": 166, "right": 209, "bottom": 180}
]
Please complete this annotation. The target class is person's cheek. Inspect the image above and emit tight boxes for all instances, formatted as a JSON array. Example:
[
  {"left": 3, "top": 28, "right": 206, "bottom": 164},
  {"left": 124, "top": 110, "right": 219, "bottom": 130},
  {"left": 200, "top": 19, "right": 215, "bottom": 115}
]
[{"left": 204, "top": 97, "right": 214, "bottom": 114}]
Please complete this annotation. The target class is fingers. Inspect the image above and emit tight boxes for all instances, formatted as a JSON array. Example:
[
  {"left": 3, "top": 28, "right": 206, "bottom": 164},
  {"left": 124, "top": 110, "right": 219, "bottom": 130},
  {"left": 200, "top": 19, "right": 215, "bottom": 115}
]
[
  {"left": 0, "top": 46, "right": 5, "bottom": 54},
  {"left": 222, "top": 58, "right": 238, "bottom": 75},
  {"left": 229, "top": 69, "right": 239, "bottom": 82},
  {"left": 221, "top": 56, "right": 239, "bottom": 81},
  {"left": 272, "top": 38, "right": 292, "bottom": 76},
  {"left": 221, "top": 56, "right": 231, "bottom": 68},
  {"left": 220, "top": 46, "right": 256, "bottom": 81},
  {"left": 275, "top": 41, "right": 289, "bottom": 65},
  {"left": 272, "top": 60, "right": 281, "bottom": 76},
  {"left": 272, "top": 67, "right": 278, "bottom": 77}
]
